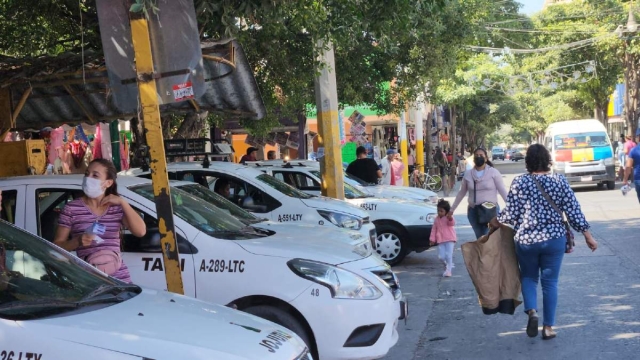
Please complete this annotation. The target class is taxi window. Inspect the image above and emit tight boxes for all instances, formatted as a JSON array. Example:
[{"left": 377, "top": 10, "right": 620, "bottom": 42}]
[
  {"left": 36, "top": 189, "right": 84, "bottom": 242},
  {"left": 0, "top": 190, "right": 17, "bottom": 225}
]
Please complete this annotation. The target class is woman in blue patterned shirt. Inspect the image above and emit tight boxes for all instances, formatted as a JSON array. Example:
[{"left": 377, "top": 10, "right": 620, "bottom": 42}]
[{"left": 490, "top": 144, "right": 598, "bottom": 340}]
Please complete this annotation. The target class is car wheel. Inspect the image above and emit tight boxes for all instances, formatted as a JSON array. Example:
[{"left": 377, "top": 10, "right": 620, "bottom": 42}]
[
  {"left": 375, "top": 224, "right": 408, "bottom": 266},
  {"left": 607, "top": 180, "right": 616, "bottom": 190},
  {"left": 597, "top": 182, "right": 605, "bottom": 190},
  {"left": 244, "top": 305, "right": 313, "bottom": 353}
]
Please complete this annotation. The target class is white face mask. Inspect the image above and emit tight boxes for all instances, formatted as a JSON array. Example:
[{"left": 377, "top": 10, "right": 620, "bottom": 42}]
[{"left": 83, "top": 177, "right": 105, "bottom": 198}]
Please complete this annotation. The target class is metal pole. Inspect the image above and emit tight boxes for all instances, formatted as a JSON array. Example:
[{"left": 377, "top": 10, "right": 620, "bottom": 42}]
[
  {"left": 399, "top": 111, "right": 409, "bottom": 185},
  {"left": 314, "top": 40, "right": 345, "bottom": 199},
  {"left": 130, "top": 14, "right": 184, "bottom": 294},
  {"left": 414, "top": 102, "right": 425, "bottom": 177}
]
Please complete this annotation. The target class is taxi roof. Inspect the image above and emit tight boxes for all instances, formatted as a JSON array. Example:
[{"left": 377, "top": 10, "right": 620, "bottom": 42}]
[
  {"left": 121, "top": 161, "right": 264, "bottom": 178},
  {"left": 0, "top": 174, "right": 194, "bottom": 189}
]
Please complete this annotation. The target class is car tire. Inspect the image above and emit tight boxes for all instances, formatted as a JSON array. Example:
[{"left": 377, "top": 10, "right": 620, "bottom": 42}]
[
  {"left": 244, "top": 305, "right": 313, "bottom": 352},
  {"left": 607, "top": 181, "right": 616, "bottom": 190},
  {"left": 374, "top": 223, "right": 408, "bottom": 266},
  {"left": 597, "top": 182, "right": 605, "bottom": 190}
]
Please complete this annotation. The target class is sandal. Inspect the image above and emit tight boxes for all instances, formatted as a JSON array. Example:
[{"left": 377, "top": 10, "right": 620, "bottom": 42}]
[
  {"left": 542, "top": 327, "right": 557, "bottom": 340},
  {"left": 526, "top": 310, "right": 539, "bottom": 338}
]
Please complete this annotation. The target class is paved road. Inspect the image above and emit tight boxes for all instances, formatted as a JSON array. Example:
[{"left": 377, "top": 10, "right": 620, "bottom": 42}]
[{"left": 383, "top": 161, "right": 640, "bottom": 360}]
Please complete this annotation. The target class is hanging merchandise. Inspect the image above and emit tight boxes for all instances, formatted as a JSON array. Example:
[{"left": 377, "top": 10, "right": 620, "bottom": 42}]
[
  {"left": 94, "top": 124, "right": 103, "bottom": 160},
  {"left": 47, "top": 127, "right": 65, "bottom": 165},
  {"left": 99, "top": 123, "right": 113, "bottom": 162},
  {"left": 120, "top": 141, "right": 129, "bottom": 171},
  {"left": 70, "top": 140, "right": 88, "bottom": 169}
]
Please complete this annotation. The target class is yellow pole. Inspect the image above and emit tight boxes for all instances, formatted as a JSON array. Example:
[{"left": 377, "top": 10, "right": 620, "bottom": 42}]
[
  {"left": 314, "top": 39, "right": 345, "bottom": 199},
  {"left": 399, "top": 111, "right": 409, "bottom": 185},
  {"left": 130, "top": 14, "right": 184, "bottom": 294},
  {"left": 414, "top": 103, "right": 425, "bottom": 176}
]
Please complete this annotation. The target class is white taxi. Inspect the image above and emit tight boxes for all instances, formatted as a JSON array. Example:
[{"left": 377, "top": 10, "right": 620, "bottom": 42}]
[
  {"left": 248, "top": 160, "right": 439, "bottom": 204},
  {"left": 251, "top": 164, "right": 438, "bottom": 266},
  {"left": 122, "top": 162, "right": 378, "bottom": 247},
  {"left": 0, "top": 175, "right": 405, "bottom": 360},
  {"left": 0, "top": 220, "right": 311, "bottom": 360}
]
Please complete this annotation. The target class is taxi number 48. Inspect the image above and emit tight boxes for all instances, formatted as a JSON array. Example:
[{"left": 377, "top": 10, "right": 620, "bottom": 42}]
[{"left": 199, "top": 259, "right": 245, "bottom": 273}]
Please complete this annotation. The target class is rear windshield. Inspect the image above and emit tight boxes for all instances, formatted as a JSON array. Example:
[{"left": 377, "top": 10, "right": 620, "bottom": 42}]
[
  {"left": 256, "top": 174, "right": 313, "bottom": 199},
  {"left": 554, "top": 132, "right": 610, "bottom": 149}
]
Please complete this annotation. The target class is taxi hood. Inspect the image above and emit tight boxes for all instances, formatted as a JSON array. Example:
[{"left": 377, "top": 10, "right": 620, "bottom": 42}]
[
  {"left": 236, "top": 228, "right": 371, "bottom": 265},
  {"left": 252, "top": 221, "right": 367, "bottom": 246},
  {"left": 20, "top": 290, "right": 307, "bottom": 360},
  {"left": 299, "top": 196, "right": 368, "bottom": 218}
]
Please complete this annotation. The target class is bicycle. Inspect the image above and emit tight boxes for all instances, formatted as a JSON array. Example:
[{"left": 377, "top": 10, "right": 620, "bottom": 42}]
[{"left": 410, "top": 164, "right": 443, "bottom": 192}]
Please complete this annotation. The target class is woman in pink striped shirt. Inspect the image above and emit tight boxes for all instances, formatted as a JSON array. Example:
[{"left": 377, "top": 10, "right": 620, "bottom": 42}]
[
  {"left": 54, "top": 159, "right": 146, "bottom": 282},
  {"left": 430, "top": 199, "right": 457, "bottom": 277}
]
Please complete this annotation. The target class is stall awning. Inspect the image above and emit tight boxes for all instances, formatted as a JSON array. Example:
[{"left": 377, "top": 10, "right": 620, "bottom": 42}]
[{"left": 0, "top": 39, "right": 265, "bottom": 131}]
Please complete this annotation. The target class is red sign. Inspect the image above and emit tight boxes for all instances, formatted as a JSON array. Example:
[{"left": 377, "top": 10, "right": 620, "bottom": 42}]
[{"left": 172, "top": 81, "right": 195, "bottom": 101}]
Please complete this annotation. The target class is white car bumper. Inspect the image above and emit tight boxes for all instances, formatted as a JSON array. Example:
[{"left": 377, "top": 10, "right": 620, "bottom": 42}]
[
  {"left": 291, "top": 256, "right": 402, "bottom": 360},
  {"left": 359, "top": 222, "right": 377, "bottom": 248}
]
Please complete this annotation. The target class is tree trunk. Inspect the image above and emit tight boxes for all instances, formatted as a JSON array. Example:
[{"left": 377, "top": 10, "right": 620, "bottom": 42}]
[{"left": 173, "top": 111, "right": 210, "bottom": 139}]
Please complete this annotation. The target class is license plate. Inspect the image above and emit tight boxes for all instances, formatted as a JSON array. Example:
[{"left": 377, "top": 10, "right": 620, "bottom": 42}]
[
  {"left": 399, "top": 298, "right": 409, "bottom": 323},
  {"left": 581, "top": 176, "right": 592, "bottom": 182}
]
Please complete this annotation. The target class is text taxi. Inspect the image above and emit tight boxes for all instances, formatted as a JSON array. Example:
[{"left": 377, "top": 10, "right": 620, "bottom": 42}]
[
  {"left": 121, "top": 162, "right": 378, "bottom": 246},
  {"left": 0, "top": 176, "right": 406, "bottom": 360},
  {"left": 256, "top": 165, "right": 438, "bottom": 266},
  {"left": 0, "top": 220, "right": 311, "bottom": 360}
]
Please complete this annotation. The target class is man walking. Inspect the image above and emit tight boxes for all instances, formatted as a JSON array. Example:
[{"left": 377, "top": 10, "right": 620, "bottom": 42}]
[
  {"left": 346, "top": 146, "right": 381, "bottom": 184},
  {"left": 623, "top": 129, "right": 640, "bottom": 203},
  {"left": 380, "top": 149, "right": 397, "bottom": 185}
]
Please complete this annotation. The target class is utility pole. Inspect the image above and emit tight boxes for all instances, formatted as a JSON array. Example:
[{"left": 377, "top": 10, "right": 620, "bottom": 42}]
[
  {"left": 399, "top": 111, "right": 409, "bottom": 185},
  {"left": 413, "top": 100, "right": 425, "bottom": 178},
  {"left": 314, "top": 40, "right": 344, "bottom": 199},
  {"left": 129, "top": 12, "right": 184, "bottom": 294}
]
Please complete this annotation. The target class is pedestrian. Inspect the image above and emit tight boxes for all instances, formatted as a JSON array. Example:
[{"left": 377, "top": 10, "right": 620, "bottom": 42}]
[
  {"left": 490, "top": 144, "right": 598, "bottom": 340},
  {"left": 623, "top": 128, "right": 640, "bottom": 203},
  {"left": 449, "top": 148, "right": 508, "bottom": 239},
  {"left": 392, "top": 153, "right": 405, "bottom": 186},
  {"left": 53, "top": 159, "right": 147, "bottom": 282},
  {"left": 380, "top": 149, "right": 397, "bottom": 185},
  {"left": 617, "top": 135, "right": 626, "bottom": 181},
  {"left": 267, "top": 150, "right": 276, "bottom": 160},
  {"left": 408, "top": 145, "right": 416, "bottom": 174},
  {"left": 433, "top": 146, "right": 448, "bottom": 178},
  {"left": 346, "top": 146, "right": 382, "bottom": 184},
  {"left": 240, "top": 147, "right": 258, "bottom": 164},
  {"left": 430, "top": 199, "right": 456, "bottom": 277}
]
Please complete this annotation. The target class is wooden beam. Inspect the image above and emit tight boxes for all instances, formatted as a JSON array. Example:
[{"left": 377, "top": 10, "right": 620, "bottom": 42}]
[
  {"left": 188, "top": 99, "right": 201, "bottom": 112},
  {"left": 11, "top": 88, "right": 32, "bottom": 127},
  {"left": 63, "top": 84, "right": 95, "bottom": 123},
  {"left": 0, "top": 88, "right": 12, "bottom": 131}
]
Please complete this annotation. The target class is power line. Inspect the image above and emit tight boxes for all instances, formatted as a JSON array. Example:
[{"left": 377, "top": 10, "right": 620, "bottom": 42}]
[{"left": 466, "top": 34, "right": 613, "bottom": 54}]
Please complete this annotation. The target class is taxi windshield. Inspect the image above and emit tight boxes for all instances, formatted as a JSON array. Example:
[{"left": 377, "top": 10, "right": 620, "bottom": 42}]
[
  {"left": 310, "top": 170, "right": 369, "bottom": 199},
  {"left": 177, "top": 184, "right": 259, "bottom": 223},
  {"left": 554, "top": 132, "right": 610, "bottom": 149},
  {"left": 0, "top": 221, "right": 135, "bottom": 320},
  {"left": 256, "top": 174, "right": 313, "bottom": 199},
  {"left": 131, "top": 185, "right": 264, "bottom": 239}
]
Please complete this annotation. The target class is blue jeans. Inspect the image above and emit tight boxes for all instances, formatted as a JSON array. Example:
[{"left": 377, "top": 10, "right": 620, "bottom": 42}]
[
  {"left": 635, "top": 180, "right": 640, "bottom": 204},
  {"left": 515, "top": 237, "right": 565, "bottom": 327},
  {"left": 467, "top": 205, "right": 500, "bottom": 240}
]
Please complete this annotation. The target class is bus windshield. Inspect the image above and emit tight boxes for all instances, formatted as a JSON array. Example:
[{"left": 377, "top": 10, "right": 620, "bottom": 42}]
[{"left": 554, "top": 132, "right": 610, "bottom": 149}]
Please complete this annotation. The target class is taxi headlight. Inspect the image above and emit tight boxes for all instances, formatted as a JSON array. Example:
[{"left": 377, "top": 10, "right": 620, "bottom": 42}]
[
  {"left": 604, "top": 157, "right": 614, "bottom": 166},
  {"left": 428, "top": 196, "right": 438, "bottom": 204},
  {"left": 317, "top": 210, "right": 362, "bottom": 230},
  {"left": 287, "top": 259, "right": 383, "bottom": 300}
]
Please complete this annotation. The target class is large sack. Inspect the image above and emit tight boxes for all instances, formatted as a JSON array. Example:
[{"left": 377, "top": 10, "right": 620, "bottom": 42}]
[{"left": 461, "top": 227, "right": 522, "bottom": 315}]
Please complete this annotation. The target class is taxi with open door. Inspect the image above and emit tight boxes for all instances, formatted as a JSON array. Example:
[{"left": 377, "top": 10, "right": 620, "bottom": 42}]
[
  {"left": 0, "top": 219, "right": 312, "bottom": 360},
  {"left": 0, "top": 175, "right": 405, "bottom": 360}
]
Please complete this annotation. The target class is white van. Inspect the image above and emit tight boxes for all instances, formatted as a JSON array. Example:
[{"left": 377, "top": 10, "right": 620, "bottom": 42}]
[
  {"left": 543, "top": 119, "right": 616, "bottom": 189},
  {"left": 0, "top": 220, "right": 311, "bottom": 360},
  {"left": 0, "top": 176, "right": 404, "bottom": 360}
]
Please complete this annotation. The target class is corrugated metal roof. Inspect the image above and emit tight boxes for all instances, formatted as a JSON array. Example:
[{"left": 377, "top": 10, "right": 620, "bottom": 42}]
[{"left": 0, "top": 39, "right": 265, "bottom": 130}]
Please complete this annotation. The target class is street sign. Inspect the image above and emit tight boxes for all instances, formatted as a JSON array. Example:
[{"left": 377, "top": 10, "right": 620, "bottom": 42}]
[{"left": 95, "top": 0, "right": 206, "bottom": 112}]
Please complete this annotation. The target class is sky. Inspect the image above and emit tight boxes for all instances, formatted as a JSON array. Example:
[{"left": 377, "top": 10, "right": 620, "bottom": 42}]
[{"left": 518, "top": 0, "right": 544, "bottom": 15}]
